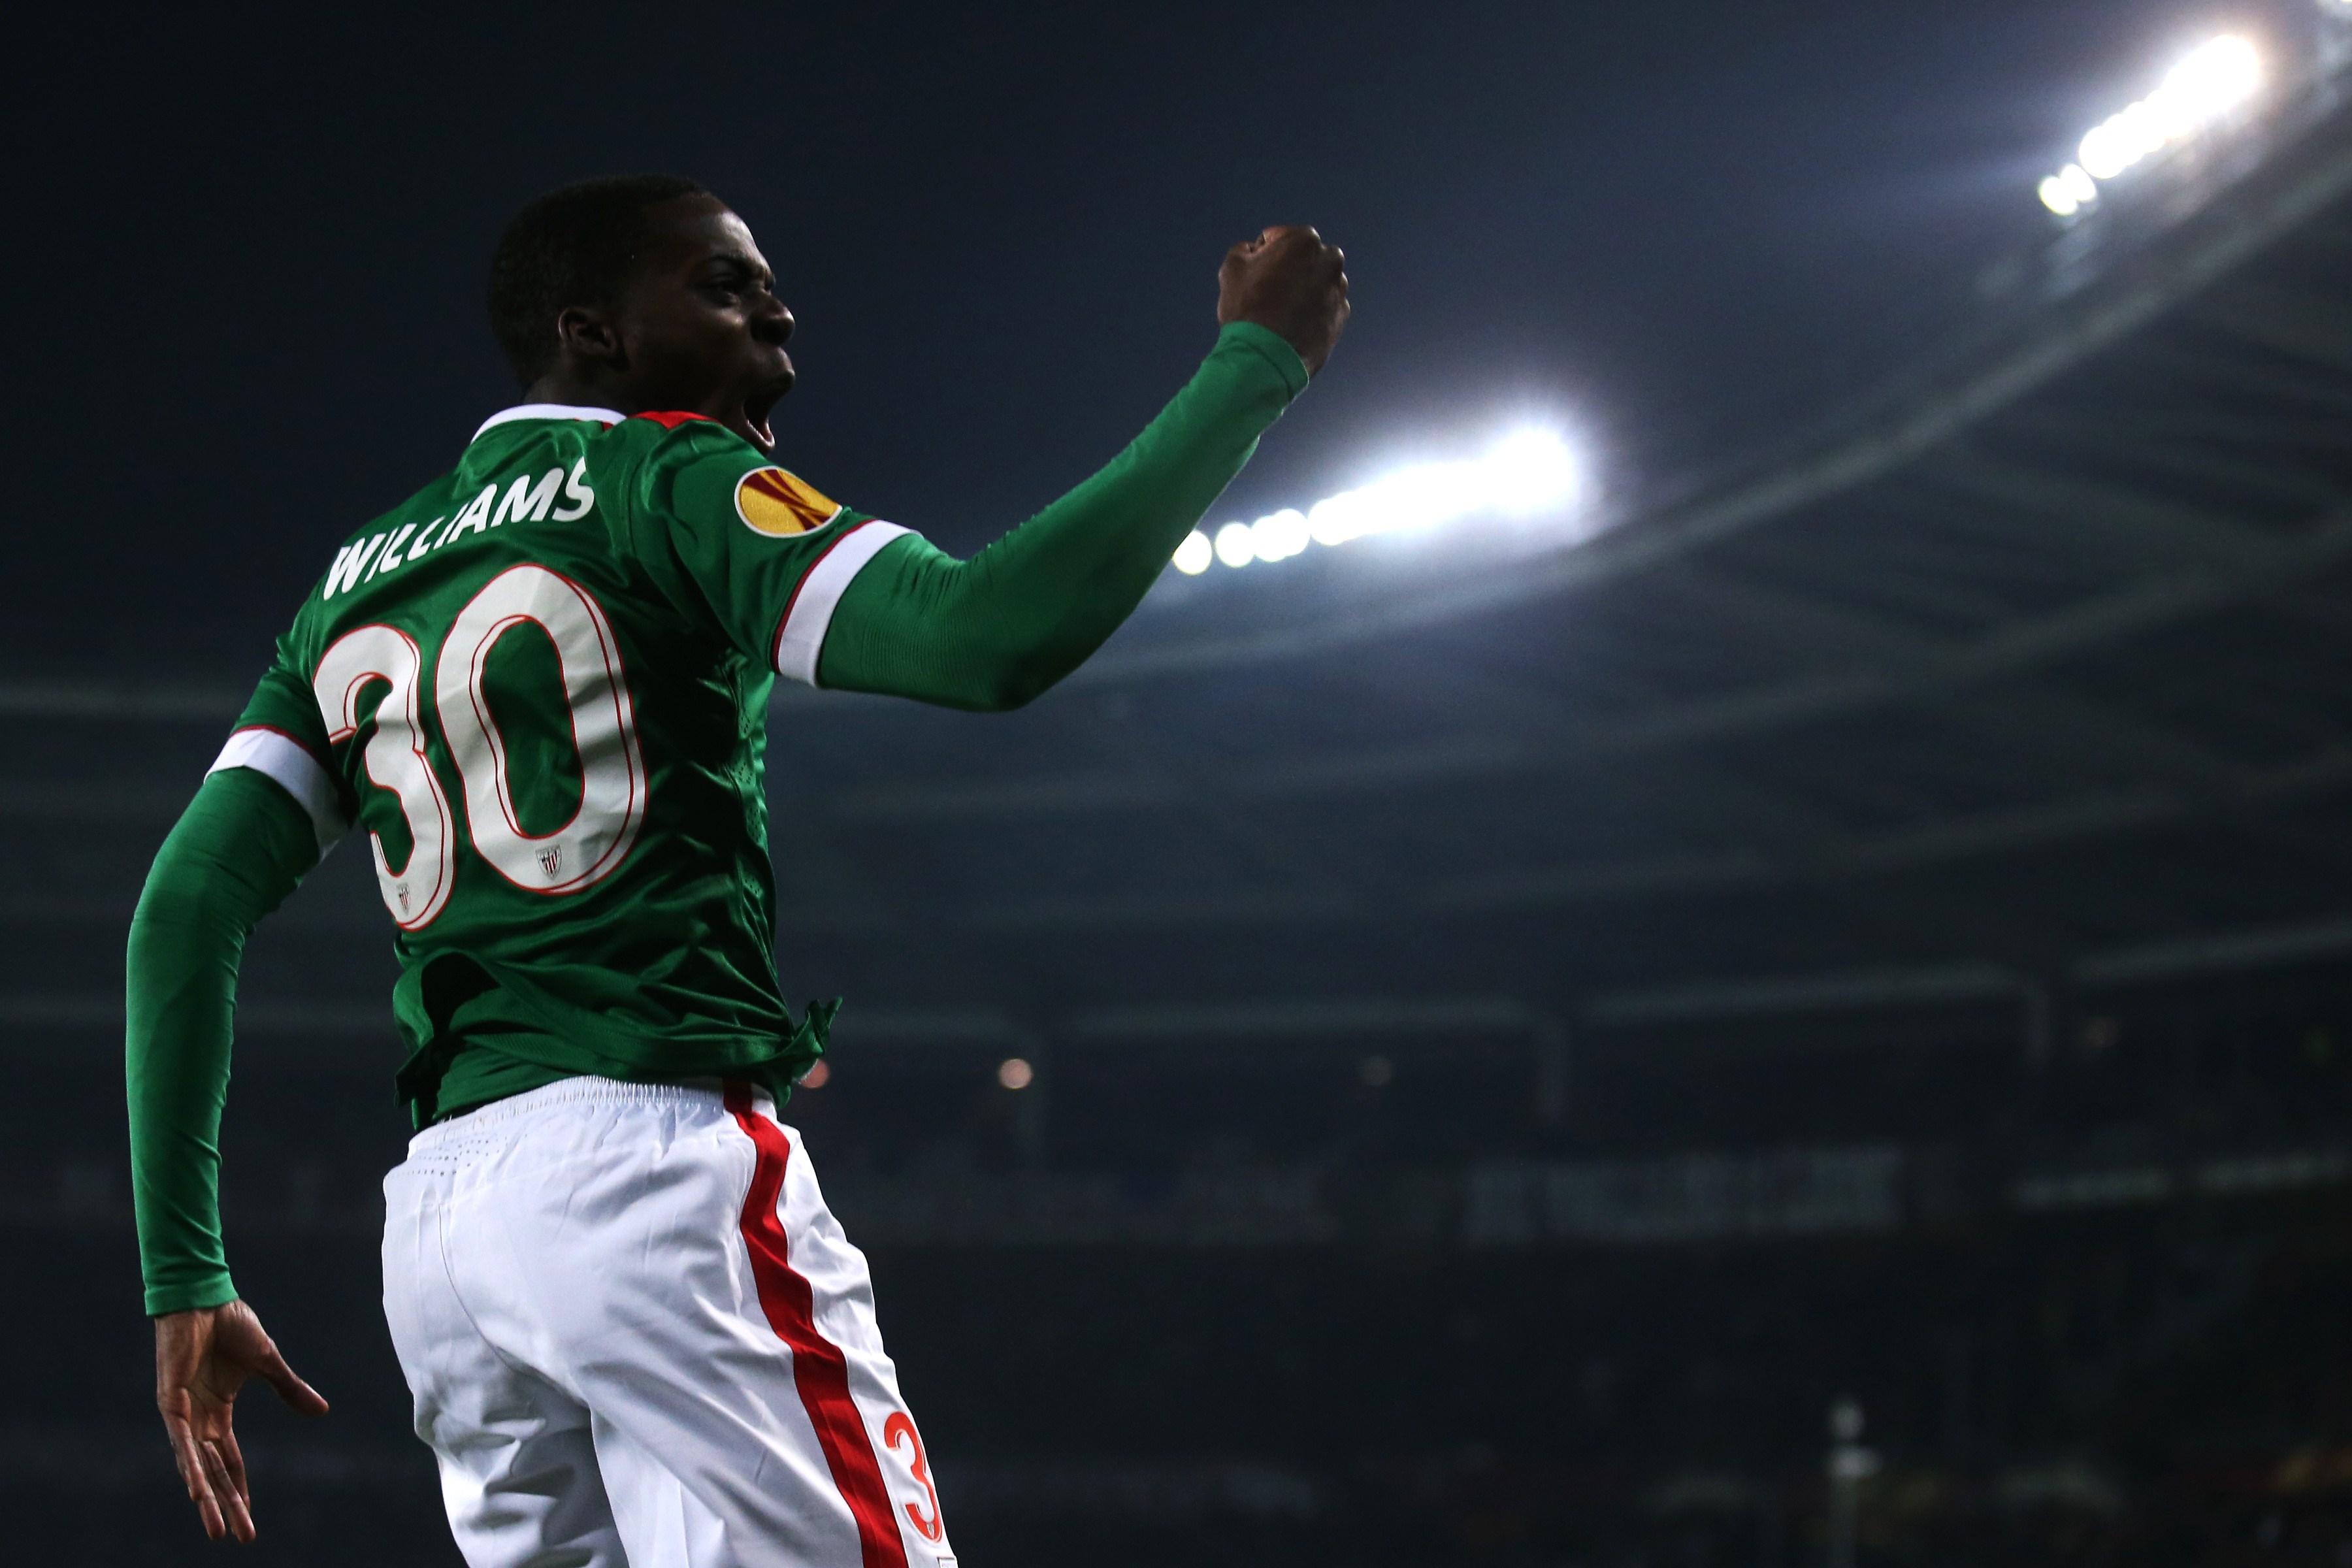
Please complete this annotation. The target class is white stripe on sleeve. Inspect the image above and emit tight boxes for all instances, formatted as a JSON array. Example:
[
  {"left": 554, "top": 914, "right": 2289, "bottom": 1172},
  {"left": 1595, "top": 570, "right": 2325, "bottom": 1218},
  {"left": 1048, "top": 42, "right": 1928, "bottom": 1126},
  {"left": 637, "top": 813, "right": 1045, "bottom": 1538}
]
[
  {"left": 772, "top": 521, "right": 913, "bottom": 687},
  {"left": 208, "top": 728, "right": 348, "bottom": 855}
]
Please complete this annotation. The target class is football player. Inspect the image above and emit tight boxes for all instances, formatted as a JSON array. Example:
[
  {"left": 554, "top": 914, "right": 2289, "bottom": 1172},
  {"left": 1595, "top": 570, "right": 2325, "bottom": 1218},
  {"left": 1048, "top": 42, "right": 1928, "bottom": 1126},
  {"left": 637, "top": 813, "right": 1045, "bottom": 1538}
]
[{"left": 127, "top": 175, "right": 1346, "bottom": 1563}]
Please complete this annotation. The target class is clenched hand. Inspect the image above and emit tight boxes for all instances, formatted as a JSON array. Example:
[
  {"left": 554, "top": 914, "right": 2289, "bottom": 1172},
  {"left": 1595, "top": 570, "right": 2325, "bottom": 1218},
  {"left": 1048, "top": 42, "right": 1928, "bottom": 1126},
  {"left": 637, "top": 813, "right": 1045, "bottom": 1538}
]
[{"left": 1217, "top": 225, "right": 1350, "bottom": 377}]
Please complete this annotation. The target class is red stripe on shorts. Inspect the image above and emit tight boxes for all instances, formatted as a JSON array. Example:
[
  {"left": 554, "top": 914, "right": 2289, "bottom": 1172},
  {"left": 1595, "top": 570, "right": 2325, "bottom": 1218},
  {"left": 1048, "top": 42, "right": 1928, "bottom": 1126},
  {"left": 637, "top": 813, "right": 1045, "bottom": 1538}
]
[{"left": 725, "top": 1083, "right": 911, "bottom": 1568}]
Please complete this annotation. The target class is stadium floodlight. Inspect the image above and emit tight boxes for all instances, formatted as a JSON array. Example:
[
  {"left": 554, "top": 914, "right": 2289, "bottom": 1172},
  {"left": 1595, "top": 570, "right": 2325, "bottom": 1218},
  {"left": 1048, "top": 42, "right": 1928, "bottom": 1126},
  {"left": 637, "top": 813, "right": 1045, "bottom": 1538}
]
[
  {"left": 1175, "top": 423, "right": 1586, "bottom": 573},
  {"left": 1213, "top": 519, "right": 1258, "bottom": 568},
  {"left": 2036, "top": 163, "right": 2100, "bottom": 216},
  {"left": 1250, "top": 508, "right": 1311, "bottom": 561},
  {"left": 1483, "top": 428, "right": 1581, "bottom": 514},
  {"left": 2038, "top": 35, "right": 2263, "bottom": 216}
]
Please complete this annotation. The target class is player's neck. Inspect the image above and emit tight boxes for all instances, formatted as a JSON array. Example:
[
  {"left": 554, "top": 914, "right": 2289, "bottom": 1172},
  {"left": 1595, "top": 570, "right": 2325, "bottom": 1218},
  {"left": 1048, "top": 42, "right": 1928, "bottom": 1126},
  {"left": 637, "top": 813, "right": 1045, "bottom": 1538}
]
[
  {"left": 520, "top": 370, "right": 775, "bottom": 453},
  {"left": 523, "top": 368, "right": 644, "bottom": 415}
]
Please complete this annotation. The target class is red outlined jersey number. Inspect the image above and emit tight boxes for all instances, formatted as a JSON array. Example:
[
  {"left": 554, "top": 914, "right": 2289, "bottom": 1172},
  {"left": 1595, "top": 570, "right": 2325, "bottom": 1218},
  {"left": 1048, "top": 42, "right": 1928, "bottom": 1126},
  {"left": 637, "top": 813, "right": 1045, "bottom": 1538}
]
[
  {"left": 312, "top": 568, "right": 647, "bottom": 926},
  {"left": 883, "top": 1413, "right": 944, "bottom": 1543},
  {"left": 433, "top": 564, "right": 647, "bottom": 894},
  {"left": 314, "top": 623, "right": 455, "bottom": 929}
]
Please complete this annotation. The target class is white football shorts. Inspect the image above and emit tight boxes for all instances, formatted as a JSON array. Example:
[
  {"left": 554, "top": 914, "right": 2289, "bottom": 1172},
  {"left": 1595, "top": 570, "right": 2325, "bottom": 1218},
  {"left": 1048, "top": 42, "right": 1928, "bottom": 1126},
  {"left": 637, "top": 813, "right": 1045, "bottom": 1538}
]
[{"left": 382, "top": 1076, "right": 955, "bottom": 1568}]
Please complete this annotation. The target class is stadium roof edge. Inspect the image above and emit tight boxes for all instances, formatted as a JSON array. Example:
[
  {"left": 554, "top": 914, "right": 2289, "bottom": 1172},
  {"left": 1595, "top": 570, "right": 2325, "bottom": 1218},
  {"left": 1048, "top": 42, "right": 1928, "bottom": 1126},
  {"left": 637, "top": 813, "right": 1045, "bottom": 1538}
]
[{"left": 1068, "top": 105, "right": 2352, "bottom": 685}]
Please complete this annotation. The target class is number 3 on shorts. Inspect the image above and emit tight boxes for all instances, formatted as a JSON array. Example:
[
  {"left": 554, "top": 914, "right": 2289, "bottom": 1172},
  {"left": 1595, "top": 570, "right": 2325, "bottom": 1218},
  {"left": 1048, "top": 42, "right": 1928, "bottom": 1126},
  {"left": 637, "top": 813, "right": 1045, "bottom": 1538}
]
[
  {"left": 883, "top": 1412, "right": 945, "bottom": 1543},
  {"left": 314, "top": 564, "right": 649, "bottom": 927}
]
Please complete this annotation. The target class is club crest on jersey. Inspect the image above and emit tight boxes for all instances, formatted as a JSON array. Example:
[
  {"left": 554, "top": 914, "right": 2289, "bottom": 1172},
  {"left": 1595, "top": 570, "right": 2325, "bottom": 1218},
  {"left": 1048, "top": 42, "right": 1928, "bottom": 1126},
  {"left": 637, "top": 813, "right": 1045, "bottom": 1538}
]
[
  {"left": 735, "top": 466, "right": 842, "bottom": 537},
  {"left": 538, "top": 844, "right": 563, "bottom": 879}
]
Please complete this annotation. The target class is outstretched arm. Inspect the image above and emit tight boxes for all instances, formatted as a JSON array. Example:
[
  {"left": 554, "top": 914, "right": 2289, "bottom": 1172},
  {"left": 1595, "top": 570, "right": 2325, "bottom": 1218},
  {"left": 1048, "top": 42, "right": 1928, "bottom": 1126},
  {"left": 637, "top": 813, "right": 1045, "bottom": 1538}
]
[
  {"left": 817, "top": 226, "right": 1349, "bottom": 710},
  {"left": 127, "top": 765, "right": 331, "bottom": 1540}
]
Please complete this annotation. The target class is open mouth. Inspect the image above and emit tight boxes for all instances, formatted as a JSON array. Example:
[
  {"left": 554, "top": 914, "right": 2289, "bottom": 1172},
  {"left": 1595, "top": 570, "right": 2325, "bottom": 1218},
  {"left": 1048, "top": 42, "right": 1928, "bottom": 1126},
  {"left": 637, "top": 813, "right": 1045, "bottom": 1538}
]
[{"left": 742, "top": 368, "right": 794, "bottom": 450}]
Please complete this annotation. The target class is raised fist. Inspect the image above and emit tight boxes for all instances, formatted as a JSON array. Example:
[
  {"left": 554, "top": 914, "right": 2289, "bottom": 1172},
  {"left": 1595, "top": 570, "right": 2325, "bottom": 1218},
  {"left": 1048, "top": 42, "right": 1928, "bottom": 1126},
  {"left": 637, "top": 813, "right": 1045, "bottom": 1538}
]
[{"left": 1217, "top": 225, "right": 1350, "bottom": 378}]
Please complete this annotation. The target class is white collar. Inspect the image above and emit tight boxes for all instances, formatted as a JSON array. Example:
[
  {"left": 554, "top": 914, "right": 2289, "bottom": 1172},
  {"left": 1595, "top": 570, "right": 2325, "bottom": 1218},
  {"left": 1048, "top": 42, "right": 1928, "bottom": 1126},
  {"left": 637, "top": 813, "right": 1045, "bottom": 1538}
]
[{"left": 472, "top": 403, "right": 629, "bottom": 441}]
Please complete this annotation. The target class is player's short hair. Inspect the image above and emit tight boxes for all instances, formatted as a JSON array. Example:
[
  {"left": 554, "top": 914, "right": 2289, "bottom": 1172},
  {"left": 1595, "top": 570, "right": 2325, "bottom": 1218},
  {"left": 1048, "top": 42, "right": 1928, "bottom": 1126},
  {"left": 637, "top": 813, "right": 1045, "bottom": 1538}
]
[{"left": 487, "top": 174, "right": 713, "bottom": 387}]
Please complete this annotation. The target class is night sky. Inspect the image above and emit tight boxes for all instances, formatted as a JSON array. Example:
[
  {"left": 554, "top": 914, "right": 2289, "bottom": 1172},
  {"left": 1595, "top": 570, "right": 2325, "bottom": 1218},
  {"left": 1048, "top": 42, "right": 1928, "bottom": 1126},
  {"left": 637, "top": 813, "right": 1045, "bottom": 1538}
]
[{"left": 10, "top": 0, "right": 2309, "bottom": 672}]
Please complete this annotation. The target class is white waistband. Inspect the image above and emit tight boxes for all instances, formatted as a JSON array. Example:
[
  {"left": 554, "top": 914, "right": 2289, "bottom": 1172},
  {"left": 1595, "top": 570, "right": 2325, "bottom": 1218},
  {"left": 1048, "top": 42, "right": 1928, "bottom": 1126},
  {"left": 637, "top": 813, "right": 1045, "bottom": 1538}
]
[{"left": 410, "top": 1075, "right": 760, "bottom": 1154}]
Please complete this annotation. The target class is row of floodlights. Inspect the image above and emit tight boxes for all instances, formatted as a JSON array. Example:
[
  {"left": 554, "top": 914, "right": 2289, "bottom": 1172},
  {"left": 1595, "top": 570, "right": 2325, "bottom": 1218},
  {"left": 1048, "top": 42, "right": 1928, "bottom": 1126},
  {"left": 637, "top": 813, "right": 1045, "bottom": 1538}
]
[
  {"left": 1172, "top": 427, "right": 1584, "bottom": 573},
  {"left": 2038, "top": 35, "right": 2263, "bottom": 216}
]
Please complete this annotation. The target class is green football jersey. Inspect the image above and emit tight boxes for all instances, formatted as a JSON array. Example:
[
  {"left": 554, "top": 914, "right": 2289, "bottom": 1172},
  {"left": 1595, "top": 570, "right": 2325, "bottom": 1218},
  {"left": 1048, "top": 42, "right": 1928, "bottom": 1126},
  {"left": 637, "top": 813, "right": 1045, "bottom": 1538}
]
[
  {"left": 222, "top": 404, "right": 909, "bottom": 1122},
  {"left": 133, "top": 324, "right": 1305, "bottom": 1314}
]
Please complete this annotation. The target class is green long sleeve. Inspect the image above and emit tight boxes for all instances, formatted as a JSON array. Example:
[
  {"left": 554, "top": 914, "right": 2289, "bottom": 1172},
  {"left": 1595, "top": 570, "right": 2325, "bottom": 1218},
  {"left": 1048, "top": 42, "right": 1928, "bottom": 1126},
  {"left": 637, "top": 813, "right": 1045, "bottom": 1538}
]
[
  {"left": 127, "top": 766, "right": 316, "bottom": 1316},
  {"left": 817, "top": 320, "right": 1309, "bottom": 709}
]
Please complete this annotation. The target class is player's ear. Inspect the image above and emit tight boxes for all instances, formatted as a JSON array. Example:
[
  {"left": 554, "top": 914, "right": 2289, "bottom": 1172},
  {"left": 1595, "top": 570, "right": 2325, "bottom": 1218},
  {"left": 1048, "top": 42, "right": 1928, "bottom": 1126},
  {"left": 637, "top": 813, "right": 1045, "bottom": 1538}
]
[{"left": 553, "top": 304, "right": 629, "bottom": 373}]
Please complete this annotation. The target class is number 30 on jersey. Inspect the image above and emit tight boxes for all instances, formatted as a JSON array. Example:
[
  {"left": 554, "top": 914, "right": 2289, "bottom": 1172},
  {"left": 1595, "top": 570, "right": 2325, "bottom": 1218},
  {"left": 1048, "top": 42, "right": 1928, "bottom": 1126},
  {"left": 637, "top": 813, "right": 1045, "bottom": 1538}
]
[{"left": 314, "top": 564, "right": 648, "bottom": 929}]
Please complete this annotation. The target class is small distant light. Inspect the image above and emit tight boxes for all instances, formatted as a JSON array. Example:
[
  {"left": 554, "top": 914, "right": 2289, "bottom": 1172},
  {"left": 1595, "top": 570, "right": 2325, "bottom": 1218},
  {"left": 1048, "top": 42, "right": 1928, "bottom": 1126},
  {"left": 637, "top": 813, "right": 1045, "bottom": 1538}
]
[
  {"left": 1358, "top": 1054, "right": 1394, "bottom": 1088},
  {"left": 797, "top": 1058, "right": 830, "bottom": 1088},
  {"left": 2037, "top": 163, "right": 2099, "bottom": 216},
  {"left": 1172, "top": 529, "right": 1213, "bottom": 575},
  {"left": 1214, "top": 521, "right": 1257, "bottom": 568},
  {"left": 997, "top": 1056, "right": 1035, "bottom": 1090},
  {"left": 1305, "top": 491, "right": 1360, "bottom": 547},
  {"left": 1250, "top": 508, "right": 1311, "bottom": 561},
  {"left": 2039, "top": 165, "right": 2098, "bottom": 216}
]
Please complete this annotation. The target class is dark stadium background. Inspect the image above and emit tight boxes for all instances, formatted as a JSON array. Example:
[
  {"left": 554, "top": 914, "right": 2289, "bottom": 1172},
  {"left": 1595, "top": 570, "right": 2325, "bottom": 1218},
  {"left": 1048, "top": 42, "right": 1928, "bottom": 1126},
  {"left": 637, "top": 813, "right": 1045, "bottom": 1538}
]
[{"left": 13, "top": 1, "right": 2352, "bottom": 1563}]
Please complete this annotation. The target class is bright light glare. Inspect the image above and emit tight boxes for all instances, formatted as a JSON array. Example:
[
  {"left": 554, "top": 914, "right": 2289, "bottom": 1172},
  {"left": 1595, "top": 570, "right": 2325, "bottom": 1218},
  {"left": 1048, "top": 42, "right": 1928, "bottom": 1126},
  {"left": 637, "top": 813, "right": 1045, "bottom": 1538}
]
[
  {"left": 1312, "top": 429, "right": 1584, "bottom": 547},
  {"left": 1171, "top": 425, "right": 1588, "bottom": 574},
  {"left": 1214, "top": 520, "right": 1257, "bottom": 568},
  {"left": 1309, "top": 465, "right": 1465, "bottom": 546},
  {"left": 2166, "top": 33, "right": 2262, "bottom": 110},
  {"left": 2038, "top": 163, "right": 2099, "bottom": 216},
  {"left": 2041, "top": 36, "right": 2261, "bottom": 212},
  {"left": 1484, "top": 429, "right": 1580, "bottom": 513},
  {"left": 1250, "top": 508, "right": 1311, "bottom": 561}
]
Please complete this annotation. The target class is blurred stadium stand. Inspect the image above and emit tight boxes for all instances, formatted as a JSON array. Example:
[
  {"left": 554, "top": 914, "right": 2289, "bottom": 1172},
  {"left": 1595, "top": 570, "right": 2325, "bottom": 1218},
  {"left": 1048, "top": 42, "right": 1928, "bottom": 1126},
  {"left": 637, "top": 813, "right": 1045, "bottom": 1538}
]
[{"left": 19, "top": 50, "right": 2352, "bottom": 1568}]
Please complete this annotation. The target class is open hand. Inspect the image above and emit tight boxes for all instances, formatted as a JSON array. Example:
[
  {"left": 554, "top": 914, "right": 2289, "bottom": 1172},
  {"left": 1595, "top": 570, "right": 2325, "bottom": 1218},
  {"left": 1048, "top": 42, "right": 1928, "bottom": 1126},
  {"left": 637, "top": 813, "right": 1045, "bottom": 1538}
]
[
  {"left": 1217, "top": 225, "right": 1350, "bottom": 376},
  {"left": 154, "top": 1299, "right": 329, "bottom": 1542}
]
